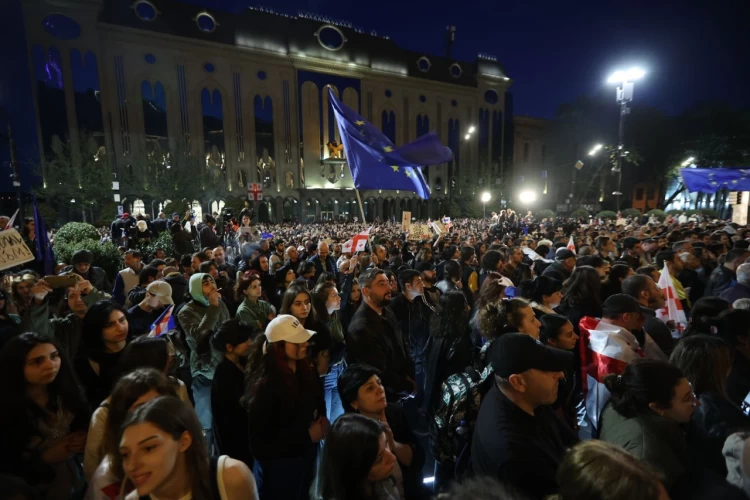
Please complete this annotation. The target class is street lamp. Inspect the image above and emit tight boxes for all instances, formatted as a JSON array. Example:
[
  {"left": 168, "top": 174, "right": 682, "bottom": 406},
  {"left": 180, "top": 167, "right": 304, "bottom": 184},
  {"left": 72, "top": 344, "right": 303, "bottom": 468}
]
[
  {"left": 681, "top": 157, "right": 695, "bottom": 167},
  {"left": 588, "top": 144, "right": 604, "bottom": 156},
  {"left": 481, "top": 191, "right": 491, "bottom": 218},
  {"left": 468, "top": 125, "right": 476, "bottom": 134},
  {"left": 607, "top": 66, "right": 646, "bottom": 210},
  {"left": 518, "top": 190, "right": 536, "bottom": 205}
]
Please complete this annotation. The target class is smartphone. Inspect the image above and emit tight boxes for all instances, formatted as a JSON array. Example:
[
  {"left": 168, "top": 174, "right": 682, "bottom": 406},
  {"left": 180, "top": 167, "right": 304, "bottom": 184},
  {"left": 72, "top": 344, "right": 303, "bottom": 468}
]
[{"left": 44, "top": 275, "right": 77, "bottom": 289}]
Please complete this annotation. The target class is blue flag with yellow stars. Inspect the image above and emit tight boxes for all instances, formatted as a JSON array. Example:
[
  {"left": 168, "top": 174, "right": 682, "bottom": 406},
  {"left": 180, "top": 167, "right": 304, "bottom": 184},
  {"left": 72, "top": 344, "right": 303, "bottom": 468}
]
[
  {"left": 328, "top": 88, "right": 453, "bottom": 199},
  {"left": 681, "top": 168, "right": 750, "bottom": 193}
]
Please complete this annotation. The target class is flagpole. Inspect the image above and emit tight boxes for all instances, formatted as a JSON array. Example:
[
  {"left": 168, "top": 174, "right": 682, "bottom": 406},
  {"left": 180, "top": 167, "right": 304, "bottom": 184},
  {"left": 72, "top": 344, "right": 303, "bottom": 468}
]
[{"left": 354, "top": 187, "right": 367, "bottom": 224}]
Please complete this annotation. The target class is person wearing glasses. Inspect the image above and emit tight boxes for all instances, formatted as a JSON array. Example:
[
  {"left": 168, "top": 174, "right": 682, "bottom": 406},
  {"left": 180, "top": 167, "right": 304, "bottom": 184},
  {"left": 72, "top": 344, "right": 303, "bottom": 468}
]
[{"left": 346, "top": 269, "right": 416, "bottom": 402}]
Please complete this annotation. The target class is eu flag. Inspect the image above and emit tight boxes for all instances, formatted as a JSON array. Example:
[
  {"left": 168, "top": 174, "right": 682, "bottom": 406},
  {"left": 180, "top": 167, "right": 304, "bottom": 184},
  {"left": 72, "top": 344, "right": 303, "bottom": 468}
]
[
  {"left": 328, "top": 88, "right": 453, "bottom": 199},
  {"left": 681, "top": 167, "right": 750, "bottom": 194}
]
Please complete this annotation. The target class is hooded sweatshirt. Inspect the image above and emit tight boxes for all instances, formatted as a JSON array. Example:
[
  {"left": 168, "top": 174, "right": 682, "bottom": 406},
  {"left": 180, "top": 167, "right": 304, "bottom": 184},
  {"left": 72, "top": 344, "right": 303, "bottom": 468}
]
[{"left": 177, "top": 273, "right": 229, "bottom": 379}]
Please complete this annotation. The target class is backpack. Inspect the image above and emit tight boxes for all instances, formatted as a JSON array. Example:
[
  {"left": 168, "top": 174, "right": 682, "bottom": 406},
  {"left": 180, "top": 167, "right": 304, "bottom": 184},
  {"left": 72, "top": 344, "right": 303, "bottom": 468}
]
[{"left": 428, "top": 341, "right": 495, "bottom": 474}]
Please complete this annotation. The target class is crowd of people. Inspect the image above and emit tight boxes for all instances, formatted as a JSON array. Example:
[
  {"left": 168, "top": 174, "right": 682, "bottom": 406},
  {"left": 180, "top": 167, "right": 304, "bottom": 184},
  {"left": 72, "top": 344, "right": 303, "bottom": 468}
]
[{"left": 4, "top": 206, "right": 750, "bottom": 499}]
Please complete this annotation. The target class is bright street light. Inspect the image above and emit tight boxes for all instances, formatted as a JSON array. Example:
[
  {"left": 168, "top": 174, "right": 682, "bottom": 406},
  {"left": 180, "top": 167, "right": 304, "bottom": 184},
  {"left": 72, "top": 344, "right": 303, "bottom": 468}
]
[
  {"left": 481, "top": 191, "right": 491, "bottom": 218},
  {"left": 607, "top": 67, "right": 646, "bottom": 84},
  {"left": 518, "top": 190, "right": 536, "bottom": 204},
  {"left": 588, "top": 144, "right": 604, "bottom": 156},
  {"left": 468, "top": 125, "right": 476, "bottom": 134},
  {"left": 464, "top": 133, "right": 471, "bottom": 140},
  {"left": 681, "top": 157, "right": 696, "bottom": 167}
]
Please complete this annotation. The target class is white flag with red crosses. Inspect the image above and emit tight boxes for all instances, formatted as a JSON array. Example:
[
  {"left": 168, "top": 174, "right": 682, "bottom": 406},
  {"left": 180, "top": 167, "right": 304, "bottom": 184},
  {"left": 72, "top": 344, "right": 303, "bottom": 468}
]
[
  {"left": 342, "top": 227, "right": 371, "bottom": 253},
  {"left": 656, "top": 262, "right": 688, "bottom": 336}
]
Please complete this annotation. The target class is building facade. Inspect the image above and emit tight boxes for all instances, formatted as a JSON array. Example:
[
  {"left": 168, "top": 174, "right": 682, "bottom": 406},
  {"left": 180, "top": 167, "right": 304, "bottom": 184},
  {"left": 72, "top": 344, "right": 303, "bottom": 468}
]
[{"left": 21, "top": 0, "right": 512, "bottom": 222}]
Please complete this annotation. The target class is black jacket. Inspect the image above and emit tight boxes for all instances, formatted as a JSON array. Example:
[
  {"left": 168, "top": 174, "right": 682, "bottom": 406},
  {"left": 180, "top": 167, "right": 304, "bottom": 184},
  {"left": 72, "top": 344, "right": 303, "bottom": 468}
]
[
  {"left": 541, "top": 262, "right": 570, "bottom": 283},
  {"left": 199, "top": 224, "right": 220, "bottom": 250},
  {"left": 389, "top": 293, "right": 432, "bottom": 359},
  {"left": 728, "top": 352, "right": 750, "bottom": 407},
  {"left": 212, "top": 358, "right": 253, "bottom": 468},
  {"left": 705, "top": 265, "right": 736, "bottom": 297},
  {"left": 346, "top": 303, "right": 415, "bottom": 401},
  {"left": 687, "top": 392, "right": 750, "bottom": 477},
  {"left": 309, "top": 254, "right": 338, "bottom": 281},
  {"left": 171, "top": 231, "right": 195, "bottom": 259},
  {"left": 422, "top": 332, "right": 475, "bottom": 414},
  {"left": 246, "top": 366, "right": 324, "bottom": 461},
  {"left": 471, "top": 384, "right": 579, "bottom": 499},
  {"left": 642, "top": 307, "right": 675, "bottom": 356}
]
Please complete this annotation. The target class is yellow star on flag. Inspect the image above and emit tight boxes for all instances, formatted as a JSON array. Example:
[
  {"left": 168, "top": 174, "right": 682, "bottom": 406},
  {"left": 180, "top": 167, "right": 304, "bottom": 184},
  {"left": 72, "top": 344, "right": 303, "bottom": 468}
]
[
  {"left": 390, "top": 165, "right": 399, "bottom": 172},
  {"left": 383, "top": 146, "right": 393, "bottom": 152},
  {"left": 405, "top": 170, "right": 412, "bottom": 178},
  {"left": 355, "top": 120, "right": 365, "bottom": 126}
]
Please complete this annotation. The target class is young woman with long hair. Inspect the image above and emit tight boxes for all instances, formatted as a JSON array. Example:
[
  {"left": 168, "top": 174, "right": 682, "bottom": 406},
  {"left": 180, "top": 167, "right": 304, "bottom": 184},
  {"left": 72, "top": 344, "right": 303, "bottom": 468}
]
[
  {"left": 211, "top": 318, "right": 259, "bottom": 469},
  {"left": 540, "top": 314, "right": 579, "bottom": 430},
  {"left": 119, "top": 396, "right": 257, "bottom": 499},
  {"left": 0, "top": 332, "right": 90, "bottom": 496},
  {"left": 279, "top": 284, "right": 332, "bottom": 376},
  {"left": 86, "top": 368, "right": 181, "bottom": 499},
  {"left": 312, "top": 279, "right": 352, "bottom": 424},
  {"left": 476, "top": 297, "right": 542, "bottom": 342},
  {"left": 313, "top": 413, "right": 402, "bottom": 500},
  {"left": 521, "top": 275, "right": 563, "bottom": 317},
  {"left": 340, "top": 278, "right": 362, "bottom": 333},
  {"left": 84, "top": 336, "right": 190, "bottom": 481},
  {"left": 684, "top": 297, "right": 730, "bottom": 337},
  {"left": 602, "top": 264, "right": 635, "bottom": 300},
  {"left": 558, "top": 266, "right": 603, "bottom": 335},
  {"left": 77, "top": 300, "right": 131, "bottom": 407},
  {"left": 243, "top": 315, "right": 328, "bottom": 499},
  {"left": 271, "top": 265, "right": 296, "bottom": 311},
  {"left": 669, "top": 335, "right": 750, "bottom": 476}
]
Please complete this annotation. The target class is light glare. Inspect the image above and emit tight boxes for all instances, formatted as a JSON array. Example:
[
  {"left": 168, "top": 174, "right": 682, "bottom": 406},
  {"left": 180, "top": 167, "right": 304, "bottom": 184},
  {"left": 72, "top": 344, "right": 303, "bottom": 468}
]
[
  {"left": 481, "top": 192, "right": 492, "bottom": 203},
  {"left": 518, "top": 190, "right": 536, "bottom": 204}
]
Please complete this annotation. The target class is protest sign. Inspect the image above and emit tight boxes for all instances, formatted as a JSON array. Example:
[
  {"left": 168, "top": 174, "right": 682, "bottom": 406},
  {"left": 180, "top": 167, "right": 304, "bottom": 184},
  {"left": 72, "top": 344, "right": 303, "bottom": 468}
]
[
  {"left": 401, "top": 211, "right": 411, "bottom": 231},
  {"left": 0, "top": 229, "right": 35, "bottom": 271}
]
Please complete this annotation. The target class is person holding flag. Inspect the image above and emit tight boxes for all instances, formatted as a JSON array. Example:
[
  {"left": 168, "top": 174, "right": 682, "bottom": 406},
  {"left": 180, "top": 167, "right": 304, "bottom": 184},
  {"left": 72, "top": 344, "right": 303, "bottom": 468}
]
[
  {"left": 655, "top": 251, "right": 691, "bottom": 314},
  {"left": 127, "top": 281, "right": 174, "bottom": 337}
]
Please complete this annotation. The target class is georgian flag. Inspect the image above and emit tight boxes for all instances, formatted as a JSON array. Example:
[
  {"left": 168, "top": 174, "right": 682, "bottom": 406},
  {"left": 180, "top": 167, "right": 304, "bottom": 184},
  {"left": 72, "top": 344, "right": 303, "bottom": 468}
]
[
  {"left": 567, "top": 235, "right": 576, "bottom": 254},
  {"left": 577, "top": 316, "right": 667, "bottom": 438},
  {"left": 342, "top": 227, "right": 371, "bottom": 253},
  {"left": 149, "top": 305, "right": 175, "bottom": 337},
  {"left": 656, "top": 262, "right": 688, "bottom": 335}
]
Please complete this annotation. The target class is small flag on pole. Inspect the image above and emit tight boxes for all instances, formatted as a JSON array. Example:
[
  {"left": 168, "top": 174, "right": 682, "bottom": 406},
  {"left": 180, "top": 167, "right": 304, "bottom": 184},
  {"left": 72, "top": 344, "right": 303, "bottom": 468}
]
[
  {"left": 567, "top": 235, "right": 576, "bottom": 254},
  {"left": 4, "top": 209, "right": 19, "bottom": 230},
  {"left": 656, "top": 262, "right": 688, "bottom": 335},
  {"left": 149, "top": 305, "right": 176, "bottom": 337},
  {"left": 342, "top": 227, "right": 371, "bottom": 253}
]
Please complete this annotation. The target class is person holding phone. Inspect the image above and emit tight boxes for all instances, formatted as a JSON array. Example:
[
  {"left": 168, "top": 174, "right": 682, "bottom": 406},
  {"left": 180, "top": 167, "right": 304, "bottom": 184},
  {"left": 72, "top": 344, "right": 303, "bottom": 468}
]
[{"left": 0, "top": 333, "right": 91, "bottom": 497}]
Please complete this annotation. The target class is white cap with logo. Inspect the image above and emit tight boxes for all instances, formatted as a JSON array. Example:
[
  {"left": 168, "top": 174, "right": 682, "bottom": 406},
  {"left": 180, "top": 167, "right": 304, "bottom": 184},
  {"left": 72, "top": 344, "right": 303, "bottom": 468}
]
[{"left": 265, "top": 314, "right": 316, "bottom": 344}]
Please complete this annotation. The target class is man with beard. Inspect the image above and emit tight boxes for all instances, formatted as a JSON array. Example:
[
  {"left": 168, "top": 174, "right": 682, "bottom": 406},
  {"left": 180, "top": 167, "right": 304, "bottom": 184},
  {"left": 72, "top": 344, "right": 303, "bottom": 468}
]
[
  {"left": 416, "top": 261, "right": 441, "bottom": 309},
  {"left": 621, "top": 274, "right": 675, "bottom": 356},
  {"left": 346, "top": 268, "right": 416, "bottom": 401}
]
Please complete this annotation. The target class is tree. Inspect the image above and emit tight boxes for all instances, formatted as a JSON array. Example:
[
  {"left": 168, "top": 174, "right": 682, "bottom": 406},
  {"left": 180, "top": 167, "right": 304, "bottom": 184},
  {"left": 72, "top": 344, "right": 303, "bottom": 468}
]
[{"left": 37, "top": 132, "right": 112, "bottom": 222}]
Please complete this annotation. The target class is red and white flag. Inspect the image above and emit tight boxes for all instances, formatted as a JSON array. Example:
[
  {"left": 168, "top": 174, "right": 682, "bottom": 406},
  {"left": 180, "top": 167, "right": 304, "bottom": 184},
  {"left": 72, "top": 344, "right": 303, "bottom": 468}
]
[
  {"left": 656, "top": 262, "right": 688, "bottom": 335},
  {"left": 247, "top": 183, "right": 263, "bottom": 201},
  {"left": 567, "top": 235, "right": 576, "bottom": 253},
  {"left": 4, "top": 209, "right": 18, "bottom": 230},
  {"left": 342, "top": 227, "right": 371, "bottom": 253},
  {"left": 578, "top": 316, "right": 667, "bottom": 438}
]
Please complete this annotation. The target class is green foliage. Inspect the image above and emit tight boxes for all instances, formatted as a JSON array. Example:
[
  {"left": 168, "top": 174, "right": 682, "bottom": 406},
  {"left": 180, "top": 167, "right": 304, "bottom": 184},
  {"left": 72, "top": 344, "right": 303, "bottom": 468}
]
[
  {"left": 138, "top": 231, "right": 175, "bottom": 262},
  {"left": 622, "top": 208, "right": 642, "bottom": 218},
  {"left": 23, "top": 202, "right": 59, "bottom": 229},
  {"left": 222, "top": 196, "right": 250, "bottom": 218},
  {"left": 535, "top": 209, "right": 556, "bottom": 220},
  {"left": 54, "top": 222, "right": 100, "bottom": 246},
  {"left": 647, "top": 209, "right": 667, "bottom": 220},
  {"left": 596, "top": 210, "right": 617, "bottom": 219},
  {"left": 54, "top": 239, "right": 122, "bottom": 278},
  {"left": 37, "top": 132, "right": 112, "bottom": 216},
  {"left": 570, "top": 208, "right": 590, "bottom": 219}
]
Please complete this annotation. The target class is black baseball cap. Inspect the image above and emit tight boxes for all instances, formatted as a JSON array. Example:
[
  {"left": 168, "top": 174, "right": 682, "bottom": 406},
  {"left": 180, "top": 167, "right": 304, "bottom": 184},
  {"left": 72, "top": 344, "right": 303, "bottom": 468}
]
[
  {"left": 489, "top": 333, "right": 573, "bottom": 378},
  {"left": 415, "top": 261, "right": 435, "bottom": 272},
  {"left": 602, "top": 293, "right": 643, "bottom": 315},
  {"left": 555, "top": 248, "right": 576, "bottom": 261}
]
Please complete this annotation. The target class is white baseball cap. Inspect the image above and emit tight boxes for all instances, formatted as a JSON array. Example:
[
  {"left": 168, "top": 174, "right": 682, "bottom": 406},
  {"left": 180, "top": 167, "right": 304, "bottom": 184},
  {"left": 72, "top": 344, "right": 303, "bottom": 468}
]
[
  {"left": 265, "top": 314, "right": 316, "bottom": 344},
  {"left": 146, "top": 281, "right": 174, "bottom": 305}
]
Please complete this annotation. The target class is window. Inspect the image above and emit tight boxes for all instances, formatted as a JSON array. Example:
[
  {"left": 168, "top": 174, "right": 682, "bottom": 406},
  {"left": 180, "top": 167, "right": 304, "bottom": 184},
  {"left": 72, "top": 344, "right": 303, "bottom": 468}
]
[
  {"left": 523, "top": 143, "right": 530, "bottom": 163},
  {"left": 635, "top": 188, "right": 644, "bottom": 200},
  {"left": 450, "top": 63, "right": 462, "bottom": 78},
  {"left": 417, "top": 57, "right": 431, "bottom": 72},
  {"left": 315, "top": 25, "right": 347, "bottom": 51},
  {"left": 133, "top": 1, "right": 158, "bottom": 22},
  {"left": 43, "top": 14, "right": 81, "bottom": 39},
  {"left": 195, "top": 11, "right": 217, "bottom": 33},
  {"left": 484, "top": 89, "right": 499, "bottom": 105}
]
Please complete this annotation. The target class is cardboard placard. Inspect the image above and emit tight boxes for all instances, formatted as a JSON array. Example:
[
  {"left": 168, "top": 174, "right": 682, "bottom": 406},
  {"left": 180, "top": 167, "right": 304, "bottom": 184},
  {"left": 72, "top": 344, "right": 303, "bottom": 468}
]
[
  {"left": 408, "top": 223, "right": 431, "bottom": 240},
  {"left": 401, "top": 211, "right": 412, "bottom": 231},
  {"left": 431, "top": 221, "right": 446, "bottom": 234},
  {"left": 0, "top": 229, "right": 35, "bottom": 271}
]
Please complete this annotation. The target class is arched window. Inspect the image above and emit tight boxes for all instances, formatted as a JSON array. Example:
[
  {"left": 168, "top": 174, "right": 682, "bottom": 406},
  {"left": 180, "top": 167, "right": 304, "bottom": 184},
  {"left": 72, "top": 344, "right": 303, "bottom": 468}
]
[
  {"left": 381, "top": 110, "right": 396, "bottom": 144},
  {"left": 254, "top": 95, "right": 275, "bottom": 188},
  {"left": 210, "top": 200, "right": 225, "bottom": 214},
  {"left": 416, "top": 114, "right": 430, "bottom": 138},
  {"left": 133, "top": 199, "right": 146, "bottom": 216},
  {"left": 142, "top": 81, "right": 169, "bottom": 152},
  {"left": 201, "top": 88, "right": 225, "bottom": 173},
  {"left": 191, "top": 201, "right": 203, "bottom": 222}
]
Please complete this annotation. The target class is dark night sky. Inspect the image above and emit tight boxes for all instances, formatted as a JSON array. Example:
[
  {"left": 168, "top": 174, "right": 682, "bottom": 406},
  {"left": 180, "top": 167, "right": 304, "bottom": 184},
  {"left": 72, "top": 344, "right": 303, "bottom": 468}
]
[{"left": 182, "top": 0, "right": 750, "bottom": 118}]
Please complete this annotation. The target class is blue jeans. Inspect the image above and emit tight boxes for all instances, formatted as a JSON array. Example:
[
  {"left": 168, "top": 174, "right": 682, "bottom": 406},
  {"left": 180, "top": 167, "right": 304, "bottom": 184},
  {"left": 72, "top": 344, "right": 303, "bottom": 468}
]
[
  {"left": 191, "top": 375, "right": 215, "bottom": 452},
  {"left": 324, "top": 361, "right": 346, "bottom": 424}
]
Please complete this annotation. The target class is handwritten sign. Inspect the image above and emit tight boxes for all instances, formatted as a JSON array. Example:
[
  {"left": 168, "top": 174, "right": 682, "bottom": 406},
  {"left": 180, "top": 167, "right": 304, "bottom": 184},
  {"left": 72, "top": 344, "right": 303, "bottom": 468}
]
[
  {"left": 408, "top": 224, "right": 431, "bottom": 241},
  {"left": 401, "top": 211, "right": 412, "bottom": 231},
  {"left": 0, "top": 229, "right": 35, "bottom": 271}
]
